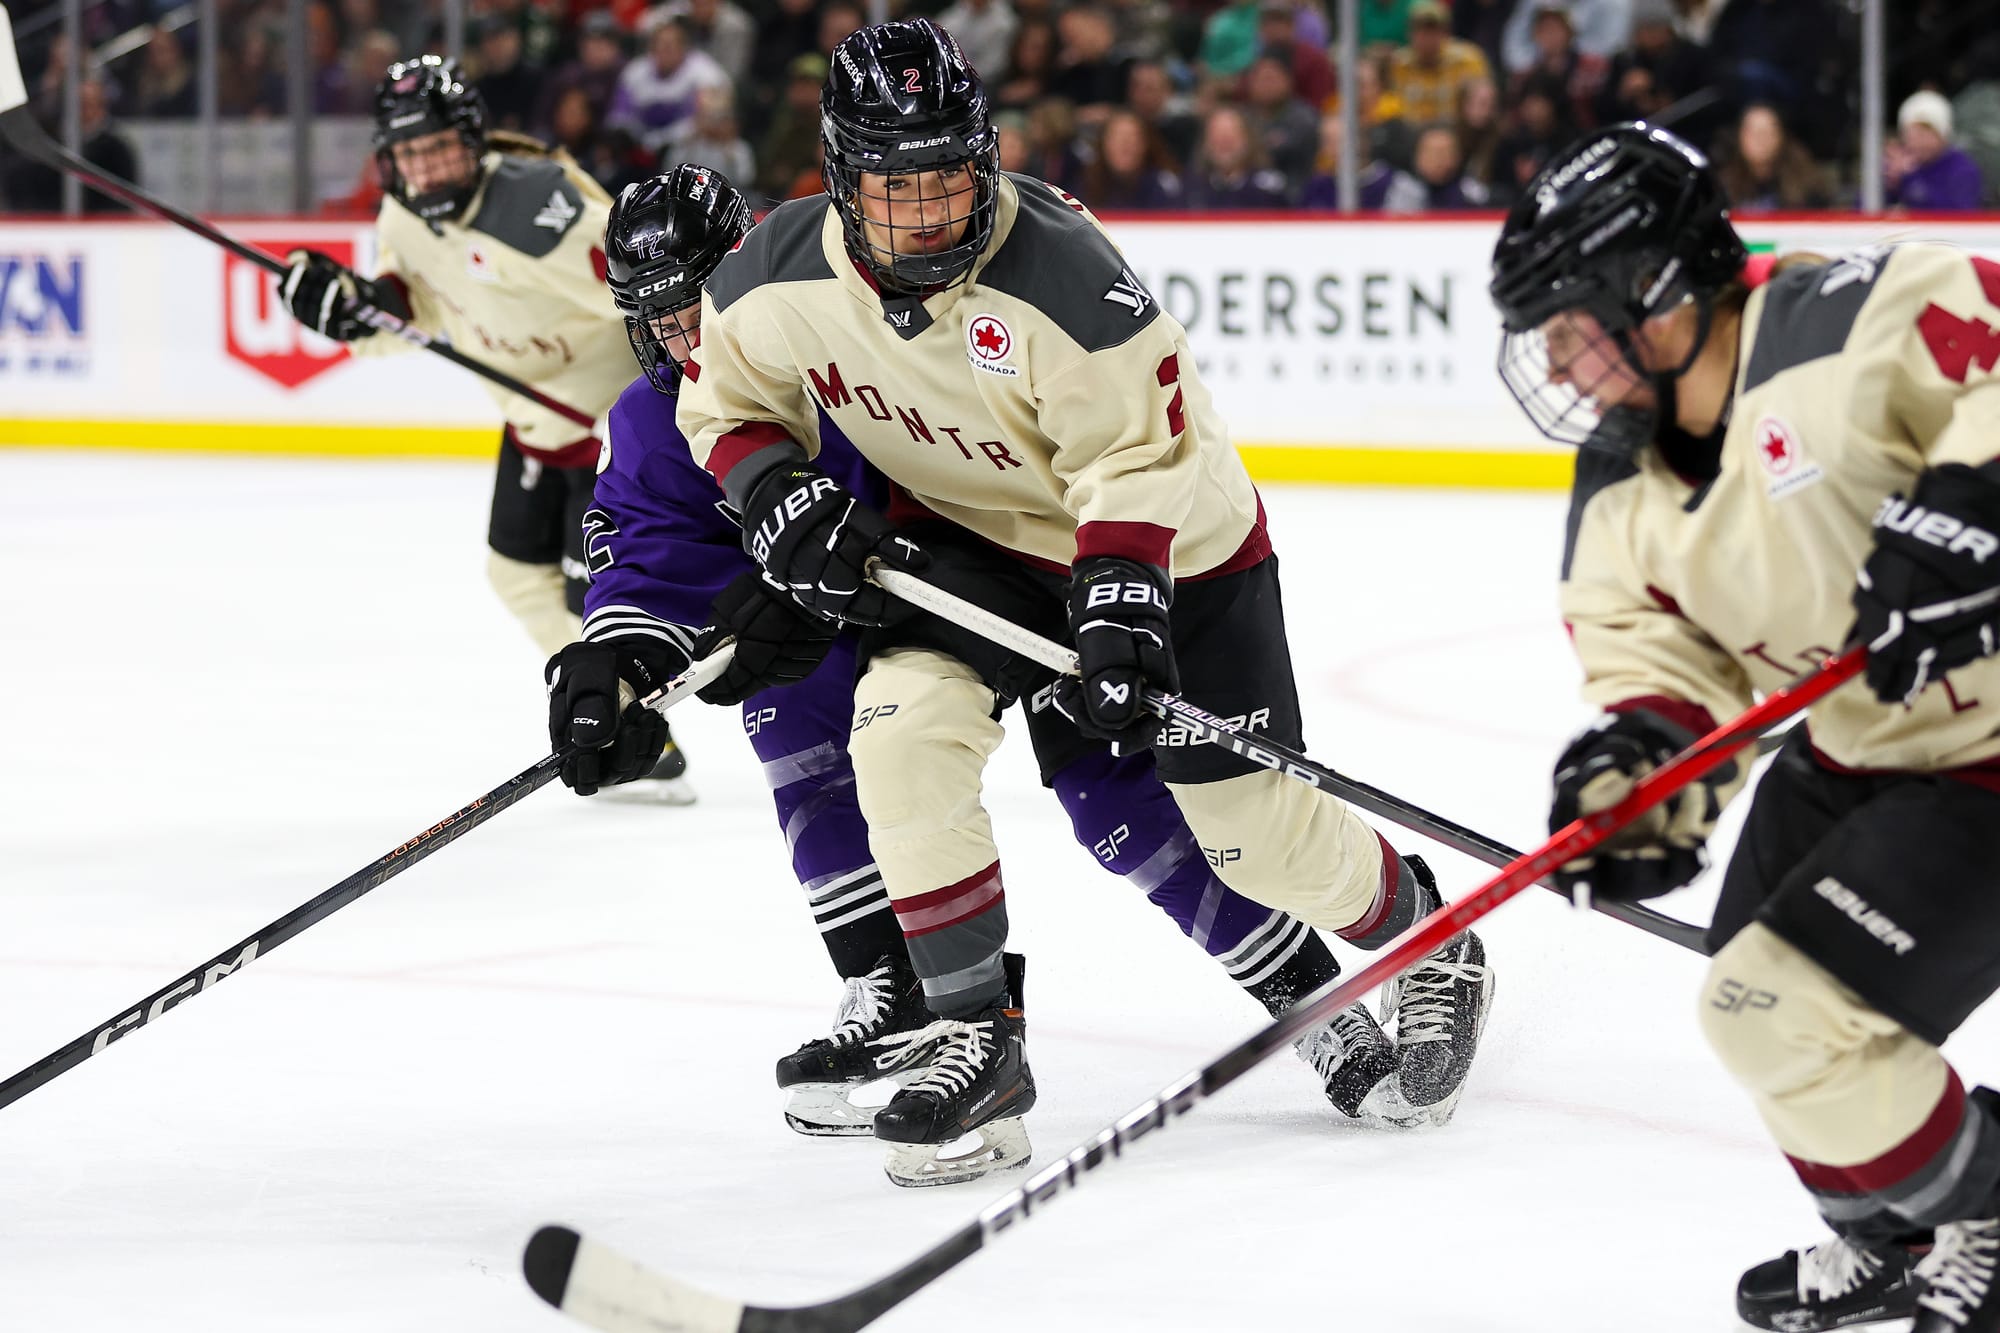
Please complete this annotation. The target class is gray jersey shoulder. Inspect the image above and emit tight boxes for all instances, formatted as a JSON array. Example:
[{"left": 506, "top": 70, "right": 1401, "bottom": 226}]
[
  {"left": 707, "top": 195, "right": 836, "bottom": 314},
  {"left": 1561, "top": 446, "right": 1641, "bottom": 580},
  {"left": 468, "top": 156, "right": 587, "bottom": 259},
  {"left": 1742, "top": 248, "right": 1899, "bottom": 393},
  {"left": 978, "top": 175, "right": 1161, "bottom": 353}
]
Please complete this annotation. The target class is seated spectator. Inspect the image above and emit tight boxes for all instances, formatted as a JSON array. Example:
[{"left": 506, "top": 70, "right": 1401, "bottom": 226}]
[
  {"left": 757, "top": 53, "right": 827, "bottom": 206},
  {"left": 606, "top": 15, "right": 731, "bottom": 155},
  {"left": 650, "top": 0, "right": 755, "bottom": 88},
  {"left": 219, "top": 25, "right": 286, "bottom": 117},
  {"left": 1301, "top": 109, "right": 1396, "bottom": 209},
  {"left": 1328, "top": 52, "right": 1414, "bottom": 171},
  {"left": 1049, "top": 5, "right": 1131, "bottom": 115},
  {"left": 1506, "top": 5, "right": 1605, "bottom": 132},
  {"left": 473, "top": 17, "right": 538, "bottom": 132},
  {"left": 347, "top": 29, "right": 404, "bottom": 108},
  {"left": 994, "top": 18, "right": 1057, "bottom": 111},
  {"left": 996, "top": 111, "right": 1032, "bottom": 173},
  {"left": 1953, "top": 37, "right": 2000, "bottom": 207},
  {"left": 1199, "top": 0, "right": 1262, "bottom": 81},
  {"left": 664, "top": 86, "right": 755, "bottom": 191},
  {"left": 1358, "top": 0, "right": 1415, "bottom": 55},
  {"left": 306, "top": 1, "right": 355, "bottom": 114},
  {"left": 1241, "top": 50, "right": 1318, "bottom": 187},
  {"left": 1022, "top": 96, "right": 1086, "bottom": 189},
  {"left": 1705, "top": 0, "right": 1837, "bottom": 148},
  {"left": 1081, "top": 107, "right": 1184, "bottom": 209},
  {"left": 1493, "top": 76, "right": 1572, "bottom": 196},
  {"left": 937, "top": 0, "right": 1020, "bottom": 83},
  {"left": 1256, "top": 1, "right": 1332, "bottom": 106},
  {"left": 1885, "top": 90, "right": 1985, "bottom": 213},
  {"left": 818, "top": 1, "right": 865, "bottom": 58},
  {"left": 1184, "top": 105, "right": 1291, "bottom": 208},
  {"left": 1388, "top": 0, "right": 1491, "bottom": 131},
  {"left": 548, "top": 84, "right": 646, "bottom": 196},
  {"left": 1500, "top": 0, "right": 1630, "bottom": 74},
  {"left": 133, "top": 26, "right": 196, "bottom": 118},
  {"left": 1452, "top": 0, "right": 1512, "bottom": 74},
  {"left": 1594, "top": 0, "right": 1710, "bottom": 132},
  {"left": 748, "top": 0, "right": 820, "bottom": 100},
  {"left": 1380, "top": 121, "right": 1490, "bottom": 210},
  {"left": 1713, "top": 103, "right": 1832, "bottom": 213},
  {"left": 7, "top": 77, "right": 135, "bottom": 211},
  {"left": 1457, "top": 76, "right": 1503, "bottom": 194},
  {"left": 1126, "top": 59, "right": 1200, "bottom": 164},
  {"left": 534, "top": 12, "right": 629, "bottom": 141}
]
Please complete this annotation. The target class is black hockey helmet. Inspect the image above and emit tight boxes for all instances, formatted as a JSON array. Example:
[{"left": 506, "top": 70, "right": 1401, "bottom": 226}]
[
  {"left": 1489, "top": 122, "right": 1747, "bottom": 454},
  {"left": 820, "top": 18, "right": 1001, "bottom": 292},
  {"left": 605, "top": 165, "right": 754, "bottom": 395},
  {"left": 373, "top": 55, "right": 488, "bottom": 224}
]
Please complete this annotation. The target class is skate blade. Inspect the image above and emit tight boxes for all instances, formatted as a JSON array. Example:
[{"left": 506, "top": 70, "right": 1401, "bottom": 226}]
[
  {"left": 588, "top": 775, "right": 698, "bottom": 806},
  {"left": 782, "top": 1077, "right": 905, "bottom": 1137},
  {"left": 1350, "top": 1077, "right": 1428, "bottom": 1131},
  {"left": 882, "top": 1116, "right": 1032, "bottom": 1189}
]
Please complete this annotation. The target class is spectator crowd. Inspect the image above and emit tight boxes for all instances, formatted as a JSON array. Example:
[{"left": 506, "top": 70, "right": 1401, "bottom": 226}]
[{"left": 8, "top": 0, "right": 2000, "bottom": 215}]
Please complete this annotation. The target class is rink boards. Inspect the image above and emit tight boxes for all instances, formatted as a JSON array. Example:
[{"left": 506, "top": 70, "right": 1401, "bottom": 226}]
[{"left": 0, "top": 213, "right": 1993, "bottom": 487}]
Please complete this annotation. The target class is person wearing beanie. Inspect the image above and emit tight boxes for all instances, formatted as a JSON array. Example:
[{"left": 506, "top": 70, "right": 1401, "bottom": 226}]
[{"left": 1886, "top": 89, "right": 1984, "bottom": 212}]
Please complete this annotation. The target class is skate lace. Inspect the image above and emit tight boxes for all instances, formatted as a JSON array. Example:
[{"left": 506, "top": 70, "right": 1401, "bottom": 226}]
[
  {"left": 827, "top": 964, "right": 896, "bottom": 1048},
  {"left": 1797, "top": 1237, "right": 1883, "bottom": 1300},
  {"left": 1295, "top": 1006, "right": 1379, "bottom": 1080},
  {"left": 1917, "top": 1220, "right": 2000, "bottom": 1326},
  {"left": 1390, "top": 958, "right": 1487, "bottom": 1045},
  {"left": 872, "top": 1019, "right": 993, "bottom": 1094}
]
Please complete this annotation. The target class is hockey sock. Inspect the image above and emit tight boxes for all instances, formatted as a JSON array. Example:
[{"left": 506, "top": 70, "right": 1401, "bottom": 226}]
[{"left": 1337, "top": 838, "right": 1439, "bottom": 950}]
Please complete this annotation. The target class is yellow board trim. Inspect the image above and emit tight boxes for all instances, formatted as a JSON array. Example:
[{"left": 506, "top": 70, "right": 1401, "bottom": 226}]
[{"left": 0, "top": 420, "right": 1578, "bottom": 490}]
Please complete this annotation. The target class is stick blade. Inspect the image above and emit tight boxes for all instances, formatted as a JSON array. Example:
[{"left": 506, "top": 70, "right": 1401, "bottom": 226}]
[
  {"left": 523, "top": 1225, "right": 747, "bottom": 1333},
  {"left": 0, "top": 7, "right": 28, "bottom": 115}
]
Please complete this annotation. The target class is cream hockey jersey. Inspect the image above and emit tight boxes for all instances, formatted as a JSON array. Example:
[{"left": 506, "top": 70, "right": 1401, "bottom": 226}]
[
  {"left": 356, "top": 150, "right": 629, "bottom": 457},
  {"left": 1563, "top": 243, "right": 2000, "bottom": 776},
  {"left": 676, "top": 174, "right": 1268, "bottom": 578}
]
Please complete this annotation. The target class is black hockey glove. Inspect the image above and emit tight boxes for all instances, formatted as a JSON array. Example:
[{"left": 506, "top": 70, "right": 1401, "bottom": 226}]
[
  {"left": 739, "top": 462, "right": 928, "bottom": 626},
  {"left": 1853, "top": 462, "right": 2000, "bottom": 707},
  {"left": 545, "top": 638, "right": 686, "bottom": 794},
  {"left": 691, "top": 570, "right": 840, "bottom": 706},
  {"left": 1055, "top": 556, "right": 1178, "bottom": 749},
  {"left": 279, "top": 249, "right": 395, "bottom": 342},
  {"left": 1548, "top": 707, "right": 1736, "bottom": 902}
]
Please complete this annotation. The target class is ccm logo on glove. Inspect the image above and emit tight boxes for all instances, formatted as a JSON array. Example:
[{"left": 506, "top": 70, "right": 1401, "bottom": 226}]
[{"left": 1874, "top": 495, "right": 2000, "bottom": 562}]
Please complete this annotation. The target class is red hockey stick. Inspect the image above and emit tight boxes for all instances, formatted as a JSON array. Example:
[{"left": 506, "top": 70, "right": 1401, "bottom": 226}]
[{"left": 523, "top": 646, "right": 1866, "bottom": 1333}]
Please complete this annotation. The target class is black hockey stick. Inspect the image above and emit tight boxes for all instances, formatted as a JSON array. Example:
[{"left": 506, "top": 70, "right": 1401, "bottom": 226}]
[
  {"left": 522, "top": 649, "right": 1863, "bottom": 1333},
  {"left": 874, "top": 568, "right": 1711, "bottom": 955},
  {"left": 0, "top": 8, "right": 594, "bottom": 430},
  {"left": 0, "top": 646, "right": 733, "bottom": 1112}
]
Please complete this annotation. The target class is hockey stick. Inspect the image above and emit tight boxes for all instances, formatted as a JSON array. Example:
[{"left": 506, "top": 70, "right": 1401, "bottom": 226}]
[
  {"left": 0, "top": 645, "right": 734, "bottom": 1112},
  {"left": 521, "top": 647, "right": 1864, "bottom": 1333},
  {"left": 874, "top": 568, "right": 1711, "bottom": 954},
  {"left": 0, "top": 7, "right": 594, "bottom": 431}
]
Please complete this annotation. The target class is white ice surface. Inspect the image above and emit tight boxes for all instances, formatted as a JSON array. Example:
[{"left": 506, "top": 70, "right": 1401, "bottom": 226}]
[{"left": 0, "top": 449, "right": 1958, "bottom": 1332}]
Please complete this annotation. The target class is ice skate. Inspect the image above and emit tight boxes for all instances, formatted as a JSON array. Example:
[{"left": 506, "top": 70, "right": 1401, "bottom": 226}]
[
  {"left": 1293, "top": 1001, "right": 1420, "bottom": 1129},
  {"left": 591, "top": 732, "right": 696, "bottom": 805},
  {"left": 775, "top": 956, "right": 934, "bottom": 1136},
  {"left": 1737, "top": 1235, "right": 1924, "bottom": 1331},
  {"left": 873, "top": 954, "right": 1034, "bottom": 1188},
  {"left": 1379, "top": 858, "right": 1492, "bottom": 1126},
  {"left": 1914, "top": 1219, "right": 2000, "bottom": 1331}
]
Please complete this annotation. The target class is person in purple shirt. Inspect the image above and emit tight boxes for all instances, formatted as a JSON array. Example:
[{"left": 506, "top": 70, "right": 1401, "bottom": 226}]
[
  {"left": 1887, "top": 91, "right": 1985, "bottom": 213},
  {"left": 542, "top": 165, "right": 1426, "bottom": 1148}
]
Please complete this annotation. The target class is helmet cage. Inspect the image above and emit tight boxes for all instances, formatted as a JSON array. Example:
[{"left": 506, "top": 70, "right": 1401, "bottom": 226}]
[
  {"left": 821, "top": 21, "right": 1001, "bottom": 292},
  {"left": 604, "top": 167, "right": 754, "bottom": 396},
  {"left": 374, "top": 57, "right": 487, "bottom": 224},
  {"left": 1488, "top": 123, "right": 1746, "bottom": 455}
]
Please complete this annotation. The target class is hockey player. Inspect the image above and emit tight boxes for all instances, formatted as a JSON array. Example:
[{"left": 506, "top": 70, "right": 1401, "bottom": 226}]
[
  {"left": 547, "top": 165, "right": 1425, "bottom": 1173},
  {"left": 675, "top": 20, "right": 1494, "bottom": 1183},
  {"left": 1491, "top": 123, "right": 2000, "bottom": 1332},
  {"left": 277, "top": 54, "right": 690, "bottom": 801}
]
